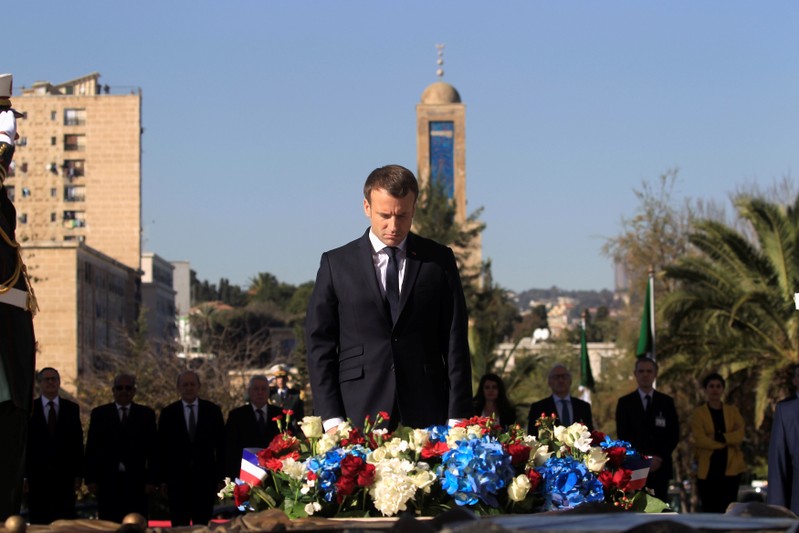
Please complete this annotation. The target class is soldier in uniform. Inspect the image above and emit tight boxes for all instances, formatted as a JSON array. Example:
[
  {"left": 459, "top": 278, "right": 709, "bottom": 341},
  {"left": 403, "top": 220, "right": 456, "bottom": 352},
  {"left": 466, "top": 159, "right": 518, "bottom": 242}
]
[
  {"left": 0, "top": 72, "right": 38, "bottom": 520},
  {"left": 269, "top": 369, "right": 304, "bottom": 435}
]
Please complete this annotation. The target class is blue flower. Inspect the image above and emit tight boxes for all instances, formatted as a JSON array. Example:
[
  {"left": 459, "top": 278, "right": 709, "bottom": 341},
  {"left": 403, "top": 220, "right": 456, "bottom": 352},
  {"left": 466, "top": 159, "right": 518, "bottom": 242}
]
[
  {"left": 437, "top": 436, "right": 515, "bottom": 507},
  {"left": 425, "top": 424, "right": 450, "bottom": 443},
  {"left": 600, "top": 436, "right": 635, "bottom": 455},
  {"left": 536, "top": 456, "right": 605, "bottom": 510},
  {"left": 306, "top": 446, "right": 369, "bottom": 503}
]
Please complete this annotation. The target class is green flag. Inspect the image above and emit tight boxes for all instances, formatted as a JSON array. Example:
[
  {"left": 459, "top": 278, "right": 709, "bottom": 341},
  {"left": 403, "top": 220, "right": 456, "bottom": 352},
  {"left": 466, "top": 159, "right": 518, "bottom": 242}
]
[
  {"left": 580, "top": 322, "right": 595, "bottom": 391},
  {"left": 636, "top": 277, "right": 654, "bottom": 359}
]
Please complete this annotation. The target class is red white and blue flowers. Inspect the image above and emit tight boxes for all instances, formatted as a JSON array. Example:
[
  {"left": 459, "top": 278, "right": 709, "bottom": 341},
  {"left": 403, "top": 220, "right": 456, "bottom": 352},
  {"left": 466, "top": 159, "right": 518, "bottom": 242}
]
[{"left": 218, "top": 411, "right": 667, "bottom": 518}]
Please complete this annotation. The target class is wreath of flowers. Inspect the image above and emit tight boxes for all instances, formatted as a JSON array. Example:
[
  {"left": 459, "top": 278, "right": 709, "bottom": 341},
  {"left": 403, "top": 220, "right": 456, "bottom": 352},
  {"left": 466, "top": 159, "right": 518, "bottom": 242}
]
[{"left": 219, "top": 410, "right": 668, "bottom": 518}]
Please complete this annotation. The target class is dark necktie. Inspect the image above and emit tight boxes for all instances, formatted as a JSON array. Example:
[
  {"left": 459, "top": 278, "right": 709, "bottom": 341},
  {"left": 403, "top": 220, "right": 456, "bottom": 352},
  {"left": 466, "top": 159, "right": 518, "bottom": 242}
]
[
  {"left": 256, "top": 408, "right": 267, "bottom": 435},
  {"left": 385, "top": 247, "right": 400, "bottom": 323},
  {"left": 187, "top": 404, "right": 197, "bottom": 442},
  {"left": 47, "top": 401, "right": 56, "bottom": 435},
  {"left": 644, "top": 394, "right": 651, "bottom": 414},
  {"left": 559, "top": 399, "right": 571, "bottom": 426},
  {"left": 120, "top": 406, "right": 129, "bottom": 426}
]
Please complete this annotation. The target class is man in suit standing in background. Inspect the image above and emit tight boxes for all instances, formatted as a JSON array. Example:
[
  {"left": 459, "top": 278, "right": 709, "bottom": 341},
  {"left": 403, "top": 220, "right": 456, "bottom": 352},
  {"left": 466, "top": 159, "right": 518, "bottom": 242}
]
[
  {"left": 159, "top": 370, "right": 225, "bottom": 527},
  {"left": 527, "top": 363, "right": 594, "bottom": 433},
  {"left": 768, "top": 396, "right": 799, "bottom": 513},
  {"left": 615, "top": 358, "right": 680, "bottom": 501},
  {"left": 25, "top": 367, "right": 83, "bottom": 524},
  {"left": 306, "top": 164, "right": 472, "bottom": 432},
  {"left": 84, "top": 374, "right": 158, "bottom": 523},
  {"left": 225, "top": 375, "right": 279, "bottom": 480}
]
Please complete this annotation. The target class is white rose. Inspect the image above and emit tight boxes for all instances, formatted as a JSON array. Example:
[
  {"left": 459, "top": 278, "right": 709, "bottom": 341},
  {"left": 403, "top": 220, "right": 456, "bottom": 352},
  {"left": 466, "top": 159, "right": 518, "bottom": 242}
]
[
  {"left": 409, "top": 429, "right": 430, "bottom": 451},
  {"left": 585, "top": 447, "right": 609, "bottom": 473},
  {"left": 280, "top": 457, "right": 305, "bottom": 480},
  {"left": 369, "top": 446, "right": 388, "bottom": 463},
  {"left": 299, "top": 416, "right": 324, "bottom": 438},
  {"left": 317, "top": 433, "right": 338, "bottom": 455},
  {"left": 508, "top": 474, "right": 531, "bottom": 502},
  {"left": 446, "top": 427, "right": 467, "bottom": 447},
  {"left": 531, "top": 444, "right": 551, "bottom": 467}
]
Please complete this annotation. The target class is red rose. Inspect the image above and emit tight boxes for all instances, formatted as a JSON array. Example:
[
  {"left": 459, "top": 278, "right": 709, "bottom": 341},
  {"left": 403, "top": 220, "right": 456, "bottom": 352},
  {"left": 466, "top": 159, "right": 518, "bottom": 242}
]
[
  {"left": 613, "top": 468, "right": 633, "bottom": 491},
  {"left": 420, "top": 440, "right": 450, "bottom": 459},
  {"left": 339, "top": 454, "right": 365, "bottom": 478},
  {"left": 335, "top": 475, "right": 357, "bottom": 501},
  {"left": 590, "top": 430, "right": 607, "bottom": 446},
  {"left": 306, "top": 471, "right": 317, "bottom": 481},
  {"left": 233, "top": 483, "right": 251, "bottom": 507},
  {"left": 526, "top": 469, "right": 542, "bottom": 492},
  {"left": 598, "top": 469, "right": 614, "bottom": 489},
  {"left": 505, "top": 443, "right": 532, "bottom": 466},
  {"left": 341, "top": 428, "right": 365, "bottom": 447},
  {"left": 357, "top": 463, "right": 376, "bottom": 487},
  {"left": 606, "top": 446, "right": 627, "bottom": 468}
]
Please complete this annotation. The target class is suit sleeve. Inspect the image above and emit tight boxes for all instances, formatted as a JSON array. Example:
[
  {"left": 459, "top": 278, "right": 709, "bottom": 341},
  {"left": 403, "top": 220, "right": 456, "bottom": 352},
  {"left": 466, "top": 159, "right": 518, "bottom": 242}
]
[
  {"left": 84, "top": 408, "right": 100, "bottom": 485},
  {"left": 615, "top": 397, "right": 630, "bottom": 442},
  {"left": 305, "top": 253, "right": 345, "bottom": 421},
  {"left": 224, "top": 410, "right": 242, "bottom": 480},
  {"left": 724, "top": 405, "right": 746, "bottom": 446},
  {"left": 67, "top": 402, "right": 84, "bottom": 479},
  {"left": 768, "top": 403, "right": 791, "bottom": 507},
  {"left": 441, "top": 247, "right": 472, "bottom": 420},
  {"left": 663, "top": 395, "right": 680, "bottom": 455}
]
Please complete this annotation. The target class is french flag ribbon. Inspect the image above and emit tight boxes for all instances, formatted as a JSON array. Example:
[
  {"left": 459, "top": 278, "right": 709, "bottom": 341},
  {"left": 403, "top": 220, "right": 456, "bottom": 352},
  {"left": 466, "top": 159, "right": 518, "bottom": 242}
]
[
  {"left": 239, "top": 447, "right": 267, "bottom": 486},
  {"left": 622, "top": 455, "right": 651, "bottom": 491}
]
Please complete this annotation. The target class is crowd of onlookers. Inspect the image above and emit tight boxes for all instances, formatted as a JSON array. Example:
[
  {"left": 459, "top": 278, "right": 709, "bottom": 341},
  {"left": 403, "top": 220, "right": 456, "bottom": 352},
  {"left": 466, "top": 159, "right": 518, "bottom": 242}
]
[
  {"left": 25, "top": 367, "right": 302, "bottom": 526},
  {"left": 25, "top": 358, "right": 793, "bottom": 525},
  {"left": 475, "top": 359, "right": 748, "bottom": 511}
]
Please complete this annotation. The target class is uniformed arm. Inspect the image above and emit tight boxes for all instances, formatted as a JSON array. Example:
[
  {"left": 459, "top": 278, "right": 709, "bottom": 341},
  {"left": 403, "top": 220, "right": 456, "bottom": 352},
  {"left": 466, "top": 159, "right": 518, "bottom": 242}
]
[
  {"left": 442, "top": 247, "right": 473, "bottom": 420},
  {"left": 767, "top": 403, "right": 791, "bottom": 507},
  {"left": 305, "top": 253, "right": 346, "bottom": 424},
  {"left": 690, "top": 406, "right": 725, "bottom": 452}
]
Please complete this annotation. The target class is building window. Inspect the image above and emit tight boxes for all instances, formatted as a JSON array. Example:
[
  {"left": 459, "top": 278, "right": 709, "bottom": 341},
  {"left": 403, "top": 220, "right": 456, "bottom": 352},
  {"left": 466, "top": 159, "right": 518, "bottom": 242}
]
[
  {"left": 18, "top": 213, "right": 27, "bottom": 224},
  {"left": 63, "top": 210, "right": 86, "bottom": 228},
  {"left": 51, "top": 212, "right": 56, "bottom": 223},
  {"left": 50, "top": 187, "right": 57, "bottom": 197},
  {"left": 64, "top": 134, "right": 85, "bottom": 152},
  {"left": 64, "top": 185, "right": 85, "bottom": 202},
  {"left": 51, "top": 137, "right": 56, "bottom": 146},
  {"left": 64, "top": 108, "right": 86, "bottom": 126},
  {"left": 17, "top": 137, "right": 26, "bottom": 147},
  {"left": 21, "top": 187, "right": 30, "bottom": 198},
  {"left": 50, "top": 111, "right": 56, "bottom": 121},
  {"left": 63, "top": 160, "right": 85, "bottom": 178},
  {"left": 429, "top": 121, "right": 455, "bottom": 199}
]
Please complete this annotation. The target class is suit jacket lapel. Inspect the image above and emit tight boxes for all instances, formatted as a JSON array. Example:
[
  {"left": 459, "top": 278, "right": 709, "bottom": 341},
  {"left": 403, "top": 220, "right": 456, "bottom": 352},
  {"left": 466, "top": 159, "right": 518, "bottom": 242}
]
[{"left": 399, "top": 233, "right": 421, "bottom": 316}]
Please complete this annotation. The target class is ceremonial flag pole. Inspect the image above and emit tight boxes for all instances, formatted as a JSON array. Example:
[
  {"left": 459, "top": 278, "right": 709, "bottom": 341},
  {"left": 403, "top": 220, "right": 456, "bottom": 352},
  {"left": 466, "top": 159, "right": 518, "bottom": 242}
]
[
  {"left": 579, "top": 312, "right": 595, "bottom": 404},
  {"left": 636, "top": 267, "right": 656, "bottom": 361}
]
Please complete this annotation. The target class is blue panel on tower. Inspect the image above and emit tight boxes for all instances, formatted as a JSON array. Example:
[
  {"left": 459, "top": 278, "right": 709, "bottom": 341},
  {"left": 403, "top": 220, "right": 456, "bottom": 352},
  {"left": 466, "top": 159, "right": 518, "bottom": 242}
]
[{"left": 429, "top": 121, "right": 454, "bottom": 198}]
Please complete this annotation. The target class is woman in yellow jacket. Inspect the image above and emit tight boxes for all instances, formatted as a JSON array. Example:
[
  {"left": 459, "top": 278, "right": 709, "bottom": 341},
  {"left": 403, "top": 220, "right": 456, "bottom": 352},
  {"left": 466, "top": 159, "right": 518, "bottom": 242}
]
[{"left": 690, "top": 372, "right": 746, "bottom": 512}]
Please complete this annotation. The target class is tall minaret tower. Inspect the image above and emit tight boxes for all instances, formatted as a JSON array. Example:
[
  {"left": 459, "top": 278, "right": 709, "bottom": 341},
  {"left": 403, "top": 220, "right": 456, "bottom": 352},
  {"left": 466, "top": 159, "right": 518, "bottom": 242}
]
[
  {"left": 415, "top": 45, "right": 481, "bottom": 281},
  {"left": 415, "top": 44, "right": 467, "bottom": 224}
]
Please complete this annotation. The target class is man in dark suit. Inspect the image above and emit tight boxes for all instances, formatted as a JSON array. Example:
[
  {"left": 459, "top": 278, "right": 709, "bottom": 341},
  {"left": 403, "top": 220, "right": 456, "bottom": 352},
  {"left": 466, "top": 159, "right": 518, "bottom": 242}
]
[
  {"left": 225, "top": 375, "right": 279, "bottom": 480},
  {"left": 768, "top": 397, "right": 799, "bottom": 513},
  {"left": 306, "top": 164, "right": 472, "bottom": 432},
  {"left": 615, "top": 357, "right": 679, "bottom": 501},
  {"left": 0, "top": 73, "right": 37, "bottom": 521},
  {"left": 269, "top": 369, "right": 304, "bottom": 434},
  {"left": 25, "top": 367, "right": 83, "bottom": 524},
  {"left": 159, "top": 370, "right": 225, "bottom": 527},
  {"left": 527, "top": 364, "right": 594, "bottom": 433},
  {"left": 84, "top": 374, "right": 158, "bottom": 523}
]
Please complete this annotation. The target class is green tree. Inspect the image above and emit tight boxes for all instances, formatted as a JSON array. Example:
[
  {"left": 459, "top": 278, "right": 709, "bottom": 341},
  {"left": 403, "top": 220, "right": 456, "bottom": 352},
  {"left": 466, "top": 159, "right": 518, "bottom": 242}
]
[{"left": 660, "top": 193, "right": 799, "bottom": 430}]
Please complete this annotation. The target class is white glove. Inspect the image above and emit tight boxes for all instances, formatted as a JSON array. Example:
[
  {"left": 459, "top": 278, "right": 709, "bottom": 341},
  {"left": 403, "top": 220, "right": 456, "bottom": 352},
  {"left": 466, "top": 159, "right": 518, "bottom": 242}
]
[{"left": 0, "top": 109, "right": 16, "bottom": 145}]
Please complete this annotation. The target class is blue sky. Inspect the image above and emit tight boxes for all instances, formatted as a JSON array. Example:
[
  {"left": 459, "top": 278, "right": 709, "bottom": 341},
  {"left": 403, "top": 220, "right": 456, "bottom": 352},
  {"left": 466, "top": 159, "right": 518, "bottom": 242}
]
[{"left": 7, "top": 2, "right": 798, "bottom": 292}]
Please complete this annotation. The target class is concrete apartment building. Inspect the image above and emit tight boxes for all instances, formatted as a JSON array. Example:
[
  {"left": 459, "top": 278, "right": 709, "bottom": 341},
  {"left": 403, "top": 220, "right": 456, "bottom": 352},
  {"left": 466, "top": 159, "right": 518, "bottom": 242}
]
[{"left": 7, "top": 73, "right": 143, "bottom": 390}]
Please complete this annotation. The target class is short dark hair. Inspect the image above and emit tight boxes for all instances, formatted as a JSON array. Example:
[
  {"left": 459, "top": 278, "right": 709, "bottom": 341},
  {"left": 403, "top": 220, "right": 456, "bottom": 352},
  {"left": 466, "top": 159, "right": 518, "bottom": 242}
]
[
  {"left": 113, "top": 373, "right": 136, "bottom": 388},
  {"left": 635, "top": 358, "right": 658, "bottom": 373},
  {"left": 702, "top": 372, "right": 725, "bottom": 389},
  {"left": 177, "top": 370, "right": 200, "bottom": 388},
  {"left": 37, "top": 367, "right": 60, "bottom": 382},
  {"left": 363, "top": 165, "right": 418, "bottom": 203}
]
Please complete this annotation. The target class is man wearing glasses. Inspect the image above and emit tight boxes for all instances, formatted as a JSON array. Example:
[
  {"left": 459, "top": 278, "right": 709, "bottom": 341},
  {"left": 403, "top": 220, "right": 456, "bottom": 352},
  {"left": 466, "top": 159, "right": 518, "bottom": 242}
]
[{"left": 84, "top": 374, "right": 158, "bottom": 522}]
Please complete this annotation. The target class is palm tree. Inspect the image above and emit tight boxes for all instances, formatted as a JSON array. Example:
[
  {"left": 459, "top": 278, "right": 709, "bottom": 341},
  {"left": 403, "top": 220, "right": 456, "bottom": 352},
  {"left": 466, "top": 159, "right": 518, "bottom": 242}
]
[{"left": 660, "top": 193, "right": 799, "bottom": 427}]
